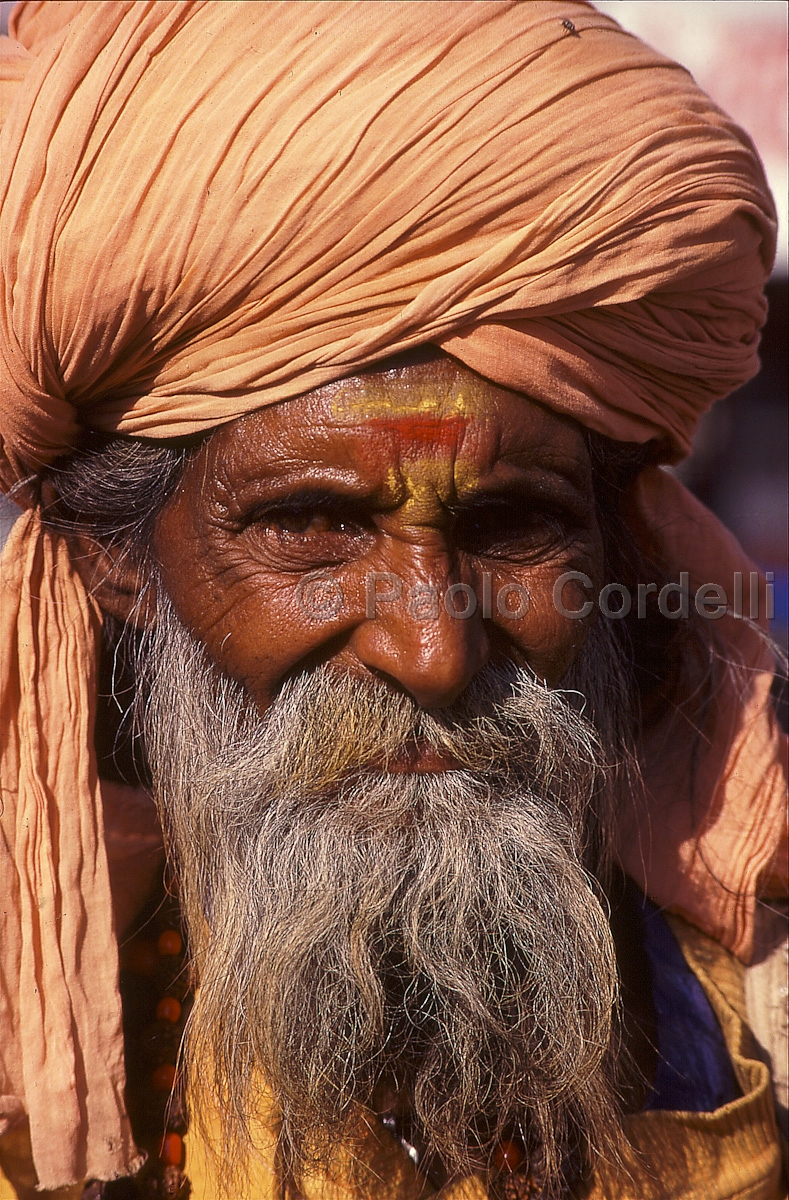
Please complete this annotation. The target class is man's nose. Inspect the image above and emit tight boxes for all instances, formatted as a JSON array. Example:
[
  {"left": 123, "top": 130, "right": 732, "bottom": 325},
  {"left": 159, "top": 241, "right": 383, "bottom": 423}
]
[{"left": 349, "top": 566, "right": 490, "bottom": 708}]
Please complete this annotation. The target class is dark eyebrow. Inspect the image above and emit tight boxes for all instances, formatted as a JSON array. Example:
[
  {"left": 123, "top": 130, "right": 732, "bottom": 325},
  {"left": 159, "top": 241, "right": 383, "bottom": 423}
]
[
  {"left": 249, "top": 487, "right": 361, "bottom": 509},
  {"left": 450, "top": 472, "right": 591, "bottom": 516},
  {"left": 221, "top": 468, "right": 379, "bottom": 506},
  {"left": 227, "top": 458, "right": 591, "bottom": 521}
]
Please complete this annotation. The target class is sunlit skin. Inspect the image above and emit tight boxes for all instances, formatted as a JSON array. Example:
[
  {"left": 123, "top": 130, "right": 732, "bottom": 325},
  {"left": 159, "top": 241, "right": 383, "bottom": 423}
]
[{"left": 152, "top": 355, "right": 605, "bottom": 766}]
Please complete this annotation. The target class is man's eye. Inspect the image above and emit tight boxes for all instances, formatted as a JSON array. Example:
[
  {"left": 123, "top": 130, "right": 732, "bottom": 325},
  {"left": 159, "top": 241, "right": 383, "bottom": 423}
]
[
  {"left": 455, "top": 502, "right": 575, "bottom": 558},
  {"left": 253, "top": 507, "right": 363, "bottom": 537},
  {"left": 270, "top": 510, "right": 336, "bottom": 534}
]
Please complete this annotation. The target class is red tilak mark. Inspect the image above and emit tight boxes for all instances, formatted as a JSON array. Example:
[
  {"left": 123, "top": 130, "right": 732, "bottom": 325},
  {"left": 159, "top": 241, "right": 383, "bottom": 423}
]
[{"left": 370, "top": 414, "right": 469, "bottom": 451}]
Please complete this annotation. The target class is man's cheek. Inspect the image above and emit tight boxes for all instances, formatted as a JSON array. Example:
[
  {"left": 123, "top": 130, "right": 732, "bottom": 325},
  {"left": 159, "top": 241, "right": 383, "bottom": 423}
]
[
  {"left": 182, "top": 562, "right": 364, "bottom": 708},
  {"left": 489, "top": 561, "right": 598, "bottom": 685}
]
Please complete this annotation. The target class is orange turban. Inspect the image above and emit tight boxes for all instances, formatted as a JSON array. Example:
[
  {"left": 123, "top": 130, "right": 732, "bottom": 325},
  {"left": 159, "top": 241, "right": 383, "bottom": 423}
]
[{"left": 0, "top": 1, "right": 784, "bottom": 1188}]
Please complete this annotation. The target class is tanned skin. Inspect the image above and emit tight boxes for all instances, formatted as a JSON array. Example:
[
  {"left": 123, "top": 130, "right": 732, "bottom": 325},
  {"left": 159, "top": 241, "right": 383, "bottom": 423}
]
[
  {"left": 80, "top": 356, "right": 656, "bottom": 1166},
  {"left": 152, "top": 357, "right": 606, "bottom": 733}
]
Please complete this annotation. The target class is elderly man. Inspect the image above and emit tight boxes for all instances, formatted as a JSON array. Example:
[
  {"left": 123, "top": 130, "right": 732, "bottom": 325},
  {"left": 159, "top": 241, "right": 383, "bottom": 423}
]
[{"left": 0, "top": 3, "right": 786, "bottom": 1199}]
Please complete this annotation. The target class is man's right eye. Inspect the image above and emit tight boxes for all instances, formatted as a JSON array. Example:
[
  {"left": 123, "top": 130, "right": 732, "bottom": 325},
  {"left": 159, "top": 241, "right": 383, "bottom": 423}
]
[
  {"left": 241, "top": 504, "right": 374, "bottom": 566},
  {"left": 257, "top": 506, "right": 362, "bottom": 535},
  {"left": 265, "top": 509, "right": 345, "bottom": 535}
]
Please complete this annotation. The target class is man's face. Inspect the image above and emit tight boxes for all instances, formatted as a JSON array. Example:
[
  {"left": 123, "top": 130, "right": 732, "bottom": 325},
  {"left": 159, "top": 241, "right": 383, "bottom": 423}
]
[
  {"left": 153, "top": 355, "right": 605, "bottom": 717},
  {"left": 142, "top": 354, "right": 625, "bottom": 1189}
]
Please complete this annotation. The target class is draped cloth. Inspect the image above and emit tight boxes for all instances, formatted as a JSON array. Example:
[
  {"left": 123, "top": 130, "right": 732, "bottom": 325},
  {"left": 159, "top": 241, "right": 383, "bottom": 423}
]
[{"left": 0, "top": 1, "right": 784, "bottom": 1188}]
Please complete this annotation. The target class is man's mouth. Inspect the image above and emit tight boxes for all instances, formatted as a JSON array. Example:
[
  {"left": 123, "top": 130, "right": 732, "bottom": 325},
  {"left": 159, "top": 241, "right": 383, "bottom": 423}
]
[{"left": 384, "top": 738, "right": 461, "bottom": 773}]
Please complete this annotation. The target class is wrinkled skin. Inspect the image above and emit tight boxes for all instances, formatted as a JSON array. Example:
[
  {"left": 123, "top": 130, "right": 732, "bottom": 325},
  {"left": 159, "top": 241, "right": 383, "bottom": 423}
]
[
  {"left": 133, "top": 356, "right": 661, "bottom": 1183},
  {"left": 154, "top": 356, "right": 605, "bottom": 728}
]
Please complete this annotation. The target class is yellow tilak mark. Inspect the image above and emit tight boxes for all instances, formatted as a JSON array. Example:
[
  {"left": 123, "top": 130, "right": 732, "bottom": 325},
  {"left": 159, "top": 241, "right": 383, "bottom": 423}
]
[
  {"left": 332, "top": 377, "right": 488, "bottom": 515},
  {"left": 331, "top": 379, "right": 475, "bottom": 421},
  {"left": 394, "top": 461, "right": 444, "bottom": 521},
  {"left": 452, "top": 457, "right": 481, "bottom": 498},
  {"left": 383, "top": 457, "right": 482, "bottom": 521}
]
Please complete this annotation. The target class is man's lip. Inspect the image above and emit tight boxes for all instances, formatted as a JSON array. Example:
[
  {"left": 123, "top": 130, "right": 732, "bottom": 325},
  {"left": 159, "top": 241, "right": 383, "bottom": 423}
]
[{"left": 384, "top": 740, "right": 460, "bottom": 774}]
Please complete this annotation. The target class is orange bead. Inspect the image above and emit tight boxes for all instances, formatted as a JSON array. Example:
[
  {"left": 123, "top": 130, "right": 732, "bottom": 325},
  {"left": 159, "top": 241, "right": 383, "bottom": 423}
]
[
  {"left": 157, "top": 929, "right": 183, "bottom": 957},
  {"left": 493, "top": 1138, "right": 525, "bottom": 1173},
  {"left": 151, "top": 1062, "right": 177, "bottom": 1093},
  {"left": 124, "top": 940, "right": 158, "bottom": 976},
  {"left": 159, "top": 1131, "right": 183, "bottom": 1167},
  {"left": 156, "top": 995, "right": 182, "bottom": 1023}
]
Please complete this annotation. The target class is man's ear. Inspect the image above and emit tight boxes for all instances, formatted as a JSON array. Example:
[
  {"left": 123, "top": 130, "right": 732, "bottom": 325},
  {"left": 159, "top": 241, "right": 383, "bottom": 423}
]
[{"left": 65, "top": 530, "right": 157, "bottom": 629}]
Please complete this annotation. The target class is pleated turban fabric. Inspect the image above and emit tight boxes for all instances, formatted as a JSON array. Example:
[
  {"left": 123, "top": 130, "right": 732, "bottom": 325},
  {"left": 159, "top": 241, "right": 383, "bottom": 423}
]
[{"left": 0, "top": 1, "right": 784, "bottom": 1188}]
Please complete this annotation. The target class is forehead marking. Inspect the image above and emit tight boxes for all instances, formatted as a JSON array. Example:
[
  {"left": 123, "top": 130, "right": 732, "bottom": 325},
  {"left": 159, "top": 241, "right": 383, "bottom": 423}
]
[
  {"left": 370, "top": 413, "right": 468, "bottom": 453},
  {"left": 332, "top": 381, "right": 475, "bottom": 458},
  {"left": 330, "top": 380, "right": 488, "bottom": 511},
  {"left": 331, "top": 380, "right": 474, "bottom": 419}
]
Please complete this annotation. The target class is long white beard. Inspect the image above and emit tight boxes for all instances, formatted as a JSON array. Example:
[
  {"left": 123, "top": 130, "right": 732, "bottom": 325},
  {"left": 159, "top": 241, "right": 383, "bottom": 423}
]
[{"left": 139, "top": 598, "right": 631, "bottom": 1194}]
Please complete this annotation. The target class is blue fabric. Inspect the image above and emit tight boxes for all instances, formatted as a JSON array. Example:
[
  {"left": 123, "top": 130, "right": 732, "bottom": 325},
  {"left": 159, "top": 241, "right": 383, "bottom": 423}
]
[{"left": 637, "top": 896, "right": 741, "bottom": 1113}]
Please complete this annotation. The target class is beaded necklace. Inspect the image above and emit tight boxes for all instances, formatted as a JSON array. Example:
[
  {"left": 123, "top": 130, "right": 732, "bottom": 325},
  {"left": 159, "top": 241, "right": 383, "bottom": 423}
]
[
  {"left": 81, "top": 884, "right": 576, "bottom": 1199},
  {"left": 83, "top": 887, "right": 192, "bottom": 1199}
]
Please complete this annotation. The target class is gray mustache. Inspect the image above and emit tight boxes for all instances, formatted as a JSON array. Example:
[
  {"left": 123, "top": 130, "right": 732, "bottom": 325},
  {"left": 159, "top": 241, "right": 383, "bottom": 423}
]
[{"left": 137, "top": 594, "right": 632, "bottom": 1195}]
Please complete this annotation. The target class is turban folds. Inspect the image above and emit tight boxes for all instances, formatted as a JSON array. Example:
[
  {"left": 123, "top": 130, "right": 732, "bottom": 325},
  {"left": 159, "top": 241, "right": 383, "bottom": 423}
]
[{"left": 0, "top": 0, "right": 784, "bottom": 1188}]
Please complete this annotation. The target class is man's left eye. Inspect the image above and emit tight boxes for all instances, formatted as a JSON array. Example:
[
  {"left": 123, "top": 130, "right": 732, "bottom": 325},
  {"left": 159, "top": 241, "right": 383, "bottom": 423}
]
[{"left": 454, "top": 501, "right": 577, "bottom": 559}]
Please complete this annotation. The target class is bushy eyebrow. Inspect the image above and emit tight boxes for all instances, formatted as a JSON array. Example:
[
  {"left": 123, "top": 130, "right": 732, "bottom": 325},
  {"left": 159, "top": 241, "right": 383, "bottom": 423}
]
[
  {"left": 235, "top": 474, "right": 592, "bottom": 536},
  {"left": 452, "top": 462, "right": 590, "bottom": 504},
  {"left": 221, "top": 443, "right": 593, "bottom": 525},
  {"left": 448, "top": 479, "right": 591, "bottom": 525}
]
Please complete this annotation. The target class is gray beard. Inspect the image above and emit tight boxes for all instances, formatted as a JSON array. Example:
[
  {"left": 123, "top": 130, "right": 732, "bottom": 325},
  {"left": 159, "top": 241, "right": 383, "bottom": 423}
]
[{"left": 138, "top": 598, "right": 635, "bottom": 1195}]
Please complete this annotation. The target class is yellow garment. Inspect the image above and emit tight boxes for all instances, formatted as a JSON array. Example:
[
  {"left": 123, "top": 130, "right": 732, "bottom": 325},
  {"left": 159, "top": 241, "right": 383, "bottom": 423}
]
[
  {"left": 0, "top": 1124, "right": 81, "bottom": 1200},
  {"left": 182, "top": 918, "right": 785, "bottom": 1200},
  {"left": 0, "top": 914, "right": 783, "bottom": 1199}
]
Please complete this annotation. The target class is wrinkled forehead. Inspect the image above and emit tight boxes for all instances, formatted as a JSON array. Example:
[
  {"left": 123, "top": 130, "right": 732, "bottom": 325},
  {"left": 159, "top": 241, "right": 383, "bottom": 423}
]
[
  {"left": 307, "top": 349, "right": 580, "bottom": 436},
  {"left": 200, "top": 350, "right": 589, "bottom": 476}
]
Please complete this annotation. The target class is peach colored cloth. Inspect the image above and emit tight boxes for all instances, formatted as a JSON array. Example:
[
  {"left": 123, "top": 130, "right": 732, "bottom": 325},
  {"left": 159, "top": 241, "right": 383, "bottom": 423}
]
[
  {"left": 0, "top": 0, "right": 784, "bottom": 1189},
  {"left": 617, "top": 470, "right": 787, "bottom": 953}
]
